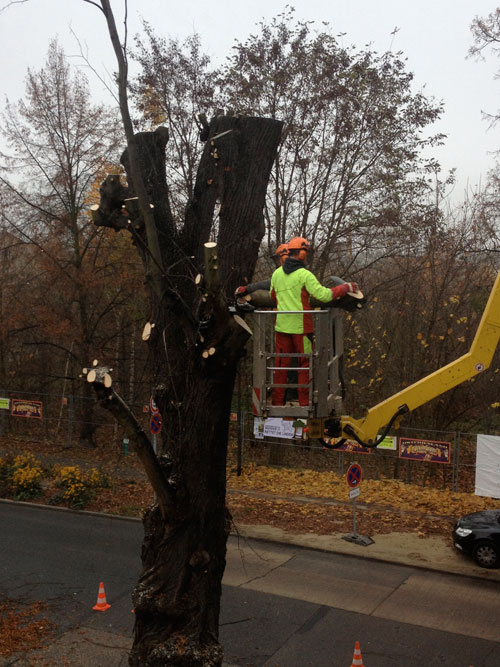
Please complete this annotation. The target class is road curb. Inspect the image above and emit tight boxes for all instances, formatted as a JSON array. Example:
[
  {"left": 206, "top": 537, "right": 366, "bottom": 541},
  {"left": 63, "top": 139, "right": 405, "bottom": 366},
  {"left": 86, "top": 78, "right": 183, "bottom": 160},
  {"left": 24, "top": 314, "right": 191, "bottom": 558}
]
[
  {"left": 2, "top": 497, "right": 499, "bottom": 583},
  {"left": 0, "top": 497, "right": 142, "bottom": 523},
  {"left": 230, "top": 523, "right": 500, "bottom": 583}
]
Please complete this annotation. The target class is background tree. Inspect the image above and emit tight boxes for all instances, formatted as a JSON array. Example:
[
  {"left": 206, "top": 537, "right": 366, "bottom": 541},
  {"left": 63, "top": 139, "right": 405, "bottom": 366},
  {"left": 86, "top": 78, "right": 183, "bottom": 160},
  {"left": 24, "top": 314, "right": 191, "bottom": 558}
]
[
  {"left": 219, "top": 9, "right": 447, "bottom": 282},
  {"left": 470, "top": 8, "right": 500, "bottom": 128},
  {"left": 0, "top": 39, "right": 132, "bottom": 445},
  {"left": 131, "top": 25, "right": 218, "bottom": 225},
  {"left": 343, "top": 214, "right": 499, "bottom": 429},
  {"left": 131, "top": 10, "right": 448, "bottom": 285}
]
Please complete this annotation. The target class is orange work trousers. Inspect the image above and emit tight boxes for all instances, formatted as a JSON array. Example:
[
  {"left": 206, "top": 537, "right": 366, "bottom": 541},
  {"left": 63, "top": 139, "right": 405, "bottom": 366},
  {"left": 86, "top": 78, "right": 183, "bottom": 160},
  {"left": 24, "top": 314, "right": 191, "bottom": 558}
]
[{"left": 272, "top": 332, "right": 312, "bottom": 406}]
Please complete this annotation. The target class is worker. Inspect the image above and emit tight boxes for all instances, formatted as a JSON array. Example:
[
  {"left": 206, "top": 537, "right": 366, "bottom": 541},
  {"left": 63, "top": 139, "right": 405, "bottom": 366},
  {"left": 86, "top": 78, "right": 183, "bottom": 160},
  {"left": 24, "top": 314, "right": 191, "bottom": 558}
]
[
  {"left": 234, "top": 243, "right": 289, "bottom": 311},
  {"left": 270, "top": 236, "right": 358, "bottom": 406}
]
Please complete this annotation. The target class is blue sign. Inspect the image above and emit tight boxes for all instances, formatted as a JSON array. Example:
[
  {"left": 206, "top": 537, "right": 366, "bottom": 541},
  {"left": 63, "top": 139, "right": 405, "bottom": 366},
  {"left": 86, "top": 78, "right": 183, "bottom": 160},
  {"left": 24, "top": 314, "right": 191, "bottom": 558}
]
[
  {"left": 150, "top": 413, "right": 162, "bottom": 435},
  {"left": 347, "top": 463, "right": 362, "bottom": 488}
]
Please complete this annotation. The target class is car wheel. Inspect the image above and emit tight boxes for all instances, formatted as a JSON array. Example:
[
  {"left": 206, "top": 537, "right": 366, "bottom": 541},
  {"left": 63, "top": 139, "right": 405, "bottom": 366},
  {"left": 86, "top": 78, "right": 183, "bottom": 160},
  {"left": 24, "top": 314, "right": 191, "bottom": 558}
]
[{"left": 472, "top": 540, "right": 500, "bottom": 568}]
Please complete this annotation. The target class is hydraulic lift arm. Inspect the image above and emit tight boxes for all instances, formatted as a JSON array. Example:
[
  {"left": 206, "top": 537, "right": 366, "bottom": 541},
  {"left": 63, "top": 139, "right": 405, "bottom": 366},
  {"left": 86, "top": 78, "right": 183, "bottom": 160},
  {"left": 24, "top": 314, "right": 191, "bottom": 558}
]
[{"left": 339, "top": 270, "right": 500, "bottom": 447}]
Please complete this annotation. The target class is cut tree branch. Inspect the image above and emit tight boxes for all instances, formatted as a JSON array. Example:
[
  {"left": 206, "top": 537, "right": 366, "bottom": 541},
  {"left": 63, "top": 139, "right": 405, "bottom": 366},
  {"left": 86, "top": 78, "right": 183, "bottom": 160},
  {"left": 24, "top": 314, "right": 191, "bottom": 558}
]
[{"left": 84, "top": 363, "right": 175, "bottom": 517}]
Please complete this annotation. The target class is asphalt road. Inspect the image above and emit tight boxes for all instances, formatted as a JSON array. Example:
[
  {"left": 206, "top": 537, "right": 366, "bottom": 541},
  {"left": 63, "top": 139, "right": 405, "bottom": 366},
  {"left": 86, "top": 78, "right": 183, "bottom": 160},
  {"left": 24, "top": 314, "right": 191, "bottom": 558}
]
[{"left": 1, "top": 502, "right": 499, "bottom": 666}]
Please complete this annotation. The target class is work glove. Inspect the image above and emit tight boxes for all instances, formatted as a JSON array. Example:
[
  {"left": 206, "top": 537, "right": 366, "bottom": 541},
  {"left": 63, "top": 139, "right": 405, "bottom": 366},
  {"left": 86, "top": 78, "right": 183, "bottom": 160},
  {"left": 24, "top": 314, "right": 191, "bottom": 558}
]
[
  {"left": 234, "top": 285, "right": 248, "bottom": 299},
  {"left": 331, "top": 282, "right": 359, "bottom": 299}
]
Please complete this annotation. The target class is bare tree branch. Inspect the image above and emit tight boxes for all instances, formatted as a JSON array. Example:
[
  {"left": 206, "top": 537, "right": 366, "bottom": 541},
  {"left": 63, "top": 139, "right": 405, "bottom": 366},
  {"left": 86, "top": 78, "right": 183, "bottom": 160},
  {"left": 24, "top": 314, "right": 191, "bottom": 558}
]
[{"left": 0, "top": 0, "right": 29, "bottom": 14}]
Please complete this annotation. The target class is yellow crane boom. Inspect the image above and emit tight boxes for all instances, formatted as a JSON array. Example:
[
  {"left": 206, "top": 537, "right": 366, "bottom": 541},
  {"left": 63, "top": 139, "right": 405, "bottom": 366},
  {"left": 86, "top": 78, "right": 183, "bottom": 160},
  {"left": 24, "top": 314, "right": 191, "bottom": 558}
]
[{"left": 340, "top": 270, "right": 500, "bottom": 446}]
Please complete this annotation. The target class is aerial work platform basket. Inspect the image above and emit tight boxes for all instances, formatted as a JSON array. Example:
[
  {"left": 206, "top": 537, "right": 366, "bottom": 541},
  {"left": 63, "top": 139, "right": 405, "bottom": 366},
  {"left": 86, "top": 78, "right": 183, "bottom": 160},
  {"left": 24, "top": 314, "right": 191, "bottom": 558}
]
[{"left": 252, "top": 309, "right": 344, "bottom": 420}]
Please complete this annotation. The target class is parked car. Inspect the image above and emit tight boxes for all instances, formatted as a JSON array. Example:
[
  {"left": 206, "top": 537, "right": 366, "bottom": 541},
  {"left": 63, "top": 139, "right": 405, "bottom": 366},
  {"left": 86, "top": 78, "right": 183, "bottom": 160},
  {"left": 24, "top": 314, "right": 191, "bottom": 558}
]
[{"left": 453, "top": 510, "right": 500, "bottom": 568}]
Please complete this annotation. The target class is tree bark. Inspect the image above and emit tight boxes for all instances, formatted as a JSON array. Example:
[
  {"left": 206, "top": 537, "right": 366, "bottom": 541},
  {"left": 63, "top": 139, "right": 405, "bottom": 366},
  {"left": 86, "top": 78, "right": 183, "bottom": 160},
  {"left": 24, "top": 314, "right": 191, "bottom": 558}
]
[{"left": 92, "top": 112, "right": 282, "bottom": 665}]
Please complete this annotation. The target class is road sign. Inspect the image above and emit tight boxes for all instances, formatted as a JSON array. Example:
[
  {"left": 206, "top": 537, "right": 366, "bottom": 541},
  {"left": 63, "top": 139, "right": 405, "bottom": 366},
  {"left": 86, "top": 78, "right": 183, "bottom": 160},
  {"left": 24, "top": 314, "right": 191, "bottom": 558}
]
[
  {"left": 349, "top": 487, "right": 360, "bottom": 500},
  {"left": 150, "top": 396, "right": 159, "bottom": 414},
  {"left": 150, "top": 413, "right": 162, "bottom": 435},
  {"left": 346, "top": 463, "right": 362, "bottom": 488}
]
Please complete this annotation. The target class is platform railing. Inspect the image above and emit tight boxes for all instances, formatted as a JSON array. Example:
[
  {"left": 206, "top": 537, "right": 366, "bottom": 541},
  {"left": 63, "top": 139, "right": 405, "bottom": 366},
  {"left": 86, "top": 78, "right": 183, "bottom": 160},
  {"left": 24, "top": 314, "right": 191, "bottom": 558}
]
[{"left": 252, "top": 309, "right": 344, "bottom": 419}]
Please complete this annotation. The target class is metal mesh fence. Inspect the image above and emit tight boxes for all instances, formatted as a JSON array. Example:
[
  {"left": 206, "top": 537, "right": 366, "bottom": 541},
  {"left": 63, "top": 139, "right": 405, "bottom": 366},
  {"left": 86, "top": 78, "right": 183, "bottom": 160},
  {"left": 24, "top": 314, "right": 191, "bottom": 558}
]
[
  {"left": 235, "top": 410, "right": 492, "bottom": 494},
  {"left": 0, "top": 389, "right": 150, "bottom": 450},
  {"left": 0, "top": 389, "right": 495, "bottom": 495}
]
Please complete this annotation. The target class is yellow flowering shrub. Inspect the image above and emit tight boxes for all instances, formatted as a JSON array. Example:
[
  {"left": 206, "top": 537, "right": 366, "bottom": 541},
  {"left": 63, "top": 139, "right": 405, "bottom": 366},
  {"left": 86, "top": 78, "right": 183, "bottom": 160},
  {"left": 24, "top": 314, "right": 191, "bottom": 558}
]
[
  {"left": 10, "top": 454, "right": 43, "bottom": 500},
  {"left": 88, "top": 467, "right": 111, "bottom": 489},
  {"left": 12, "top": 453, "right": 40, "bottom": 470},
  {"left": 53, "top": 465, "right": 111, "bottom": 509},
  {"left": 0, "top": 455, "right": 113, "bottom": 509},
  {"left": 55, "top": 466, "right": 91, "bottom": 509}
]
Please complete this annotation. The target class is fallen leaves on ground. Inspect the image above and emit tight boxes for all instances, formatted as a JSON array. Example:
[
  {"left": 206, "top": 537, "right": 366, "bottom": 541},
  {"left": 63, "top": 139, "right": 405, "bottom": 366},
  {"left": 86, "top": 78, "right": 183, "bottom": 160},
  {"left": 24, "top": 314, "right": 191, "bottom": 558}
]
[
  {"left": 226, "top": 463, "right": 500, "bottom": 538},
  {"left": 227, "top": 463, "right": 500, "bottom": 518},
  {"left": 0, "top": 597, "right": 55, "bottom": 658},
  {"left": 227, "top": 492, "right": 451, "bottom": 538},
  {"left": 2, "top": 436, "right": 500, "bottom": 541}
]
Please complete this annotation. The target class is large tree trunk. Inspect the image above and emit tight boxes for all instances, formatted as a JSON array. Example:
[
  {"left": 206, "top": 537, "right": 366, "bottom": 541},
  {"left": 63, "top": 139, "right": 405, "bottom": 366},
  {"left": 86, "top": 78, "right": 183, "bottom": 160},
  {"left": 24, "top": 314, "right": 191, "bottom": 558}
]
[{"left": 92, "top": 113, "right": 282, "bottom": 665}]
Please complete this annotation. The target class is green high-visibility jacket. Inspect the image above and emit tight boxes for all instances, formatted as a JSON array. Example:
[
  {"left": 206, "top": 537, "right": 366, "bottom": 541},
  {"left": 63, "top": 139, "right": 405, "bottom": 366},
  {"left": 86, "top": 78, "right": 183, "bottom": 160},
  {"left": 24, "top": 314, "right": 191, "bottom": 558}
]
[{"left": 270, "top": 263, "right": 333, "bottom": 334}]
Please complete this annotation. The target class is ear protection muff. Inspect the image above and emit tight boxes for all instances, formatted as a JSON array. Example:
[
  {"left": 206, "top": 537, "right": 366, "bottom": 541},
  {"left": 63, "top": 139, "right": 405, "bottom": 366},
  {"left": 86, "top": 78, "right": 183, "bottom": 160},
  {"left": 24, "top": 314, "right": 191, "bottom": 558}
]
[{"left": 298, "top": 248, "right": 307, "bottom": 261}]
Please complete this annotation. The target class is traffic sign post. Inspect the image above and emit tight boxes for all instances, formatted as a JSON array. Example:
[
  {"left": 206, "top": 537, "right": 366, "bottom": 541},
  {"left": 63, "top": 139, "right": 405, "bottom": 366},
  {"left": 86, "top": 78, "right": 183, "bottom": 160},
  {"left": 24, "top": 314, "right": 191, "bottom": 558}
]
[
  {"left": 150, "top": 413, "right": 162, "bottom": 435},
  {"left": 342, "top": 462, "right": 374, "bottom": 547},
  {"left": 346, "top": 463, "right": 362, "bottom": 488},
  {"left": 349, "top": 486, "right": 360, "bottom": 500}
]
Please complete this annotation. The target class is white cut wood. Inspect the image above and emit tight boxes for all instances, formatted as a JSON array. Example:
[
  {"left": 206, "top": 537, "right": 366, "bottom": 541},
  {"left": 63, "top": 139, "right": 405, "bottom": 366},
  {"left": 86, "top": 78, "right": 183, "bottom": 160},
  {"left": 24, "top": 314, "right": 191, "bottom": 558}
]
[
  {"left": 142, "top": 322, "right": 152, "bottom": 341},
  {"left": 233, "top": 314, "right": 253, "bottom": 336}
]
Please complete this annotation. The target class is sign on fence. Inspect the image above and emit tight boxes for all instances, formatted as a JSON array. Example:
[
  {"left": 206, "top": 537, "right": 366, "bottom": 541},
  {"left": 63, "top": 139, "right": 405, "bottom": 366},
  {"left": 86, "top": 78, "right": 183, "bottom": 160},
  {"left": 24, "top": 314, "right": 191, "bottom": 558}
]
[
  {"left": 376, "top": 436, "right": 397, "bottom": 451},
  {"left": 398, "top": 437, "right": 450, "bottom": 463},
  {"left": 11, "top": 399, "right": 43, "bottom": 419},
  {"left": 0, "top": 398, "right": 10, "bottom": 410},
  {"left": 475, "top": 434, "right": 500, "bottom": 499},
  {"left": 253, "top": 417, "right": 304, "bottom": 440}
]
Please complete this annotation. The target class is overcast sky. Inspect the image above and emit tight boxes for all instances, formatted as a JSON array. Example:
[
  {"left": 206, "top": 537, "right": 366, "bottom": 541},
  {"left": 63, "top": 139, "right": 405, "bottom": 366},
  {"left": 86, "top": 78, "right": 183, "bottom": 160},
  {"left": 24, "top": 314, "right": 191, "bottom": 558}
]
[{"left": 1, "top": 0, "right": 499, "bottom": 202}]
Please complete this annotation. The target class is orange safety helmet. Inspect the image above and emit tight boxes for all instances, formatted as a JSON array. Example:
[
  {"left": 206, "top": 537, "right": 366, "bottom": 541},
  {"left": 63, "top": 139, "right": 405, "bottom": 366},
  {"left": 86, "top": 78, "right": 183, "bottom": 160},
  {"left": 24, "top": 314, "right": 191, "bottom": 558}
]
[
  {"left": 273, "top": 243, "right": 289, "bottom": 264},
  {"left": 287, "top": 236, "right": 310, "bottom": 261}
]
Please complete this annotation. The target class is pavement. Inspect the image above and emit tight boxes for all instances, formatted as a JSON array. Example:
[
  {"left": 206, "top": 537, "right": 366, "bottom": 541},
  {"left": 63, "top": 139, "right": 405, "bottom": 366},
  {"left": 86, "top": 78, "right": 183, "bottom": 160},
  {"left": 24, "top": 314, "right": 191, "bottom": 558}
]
[
  {"left": 2, "top": 500, "right": 500, "bottom": 667},
  {"left": 236, "top": 521, "right": 500, "bottom": 583}
]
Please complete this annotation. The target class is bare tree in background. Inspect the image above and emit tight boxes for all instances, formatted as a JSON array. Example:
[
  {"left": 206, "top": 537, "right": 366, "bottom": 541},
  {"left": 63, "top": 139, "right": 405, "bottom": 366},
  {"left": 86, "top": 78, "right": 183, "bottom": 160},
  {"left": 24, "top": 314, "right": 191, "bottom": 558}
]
[
  {"left": 132, "top": 10, "right": 448, "bottom": 286},
  {"left": 0, "top": 39, "right": 123, "bottom": 445}
]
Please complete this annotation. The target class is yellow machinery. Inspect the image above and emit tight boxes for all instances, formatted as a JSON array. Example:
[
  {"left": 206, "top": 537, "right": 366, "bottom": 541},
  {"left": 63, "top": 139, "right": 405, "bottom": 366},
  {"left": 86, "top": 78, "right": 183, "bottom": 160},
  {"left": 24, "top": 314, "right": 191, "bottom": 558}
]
[
  {"left": 340, "top": 270, "right": 500, "bottom": 447},
  {"left": 252, "top": 271, "right": 500, "bottom": 448}
]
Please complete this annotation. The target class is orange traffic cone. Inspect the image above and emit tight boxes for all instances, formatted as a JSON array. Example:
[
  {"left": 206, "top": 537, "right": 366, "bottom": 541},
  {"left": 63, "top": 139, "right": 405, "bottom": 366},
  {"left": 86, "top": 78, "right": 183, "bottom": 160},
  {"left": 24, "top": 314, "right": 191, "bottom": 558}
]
[
  {"left": 350, "top": 641, "right": 365, "bottom": 667},
  {"left": 93, "top": 582, "right": 111, "bottom": 611}
]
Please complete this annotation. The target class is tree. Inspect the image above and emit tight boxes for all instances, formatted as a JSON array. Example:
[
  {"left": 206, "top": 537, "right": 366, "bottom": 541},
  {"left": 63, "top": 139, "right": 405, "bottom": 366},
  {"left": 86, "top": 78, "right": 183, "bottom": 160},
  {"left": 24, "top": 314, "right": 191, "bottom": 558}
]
[
  {"left": 131, "top": 10, "right": 447, "bottom": 284},
  {"left": 131, "top": 25, "right": 219, "bottom": 224},
  {"left": 218, "top": 9, "right": 447, "bottom": 280},
  {"left": 0, "top": 39, "right": 126, "bottom": 444},
  {"left": 470, "top": 8, "right": 500, "bottom": 127},
  {"left": 343, "top": 202, "right": 500, "bottom": 432},
  {"left": 85, "top": 1, "right": 282, "bottom": 664}
]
